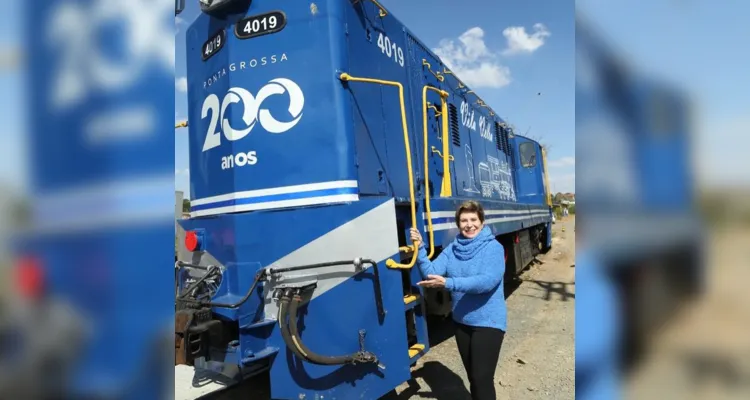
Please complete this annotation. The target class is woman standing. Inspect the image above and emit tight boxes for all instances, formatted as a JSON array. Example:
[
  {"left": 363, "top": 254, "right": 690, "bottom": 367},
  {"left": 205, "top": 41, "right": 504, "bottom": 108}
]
[{"left": 410, "top": 200, "right": 507, "bottom": 400}]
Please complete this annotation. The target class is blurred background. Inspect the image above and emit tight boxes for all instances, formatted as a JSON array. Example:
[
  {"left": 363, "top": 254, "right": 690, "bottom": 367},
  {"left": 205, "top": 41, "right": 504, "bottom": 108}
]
[
  {"left": 0, "top": 0, "right": 175, "bottom": 399},
  {"left": 0, "top": 0, "right": 748, "bottom": 399},
  {"left": 576, "top": 1, "right": 750, "bottom": 400}
]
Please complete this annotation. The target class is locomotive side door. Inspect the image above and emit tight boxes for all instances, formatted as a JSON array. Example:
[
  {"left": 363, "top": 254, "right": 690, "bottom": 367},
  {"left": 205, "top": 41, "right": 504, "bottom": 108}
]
[{"left": 515, "top": 137, "right": 546, "bottom": 204}]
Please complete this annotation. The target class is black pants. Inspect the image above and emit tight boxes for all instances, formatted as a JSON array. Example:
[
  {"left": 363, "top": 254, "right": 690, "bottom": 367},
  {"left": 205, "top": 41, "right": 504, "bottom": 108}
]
[{"left": 454, "top": 323, "right": 506, "bottom": 400}]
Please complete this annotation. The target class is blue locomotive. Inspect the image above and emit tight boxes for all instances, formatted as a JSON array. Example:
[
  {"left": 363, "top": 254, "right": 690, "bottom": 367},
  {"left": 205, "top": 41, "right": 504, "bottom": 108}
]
[{"left": 175, "top": 0, "right": 553, "bottom": 398}]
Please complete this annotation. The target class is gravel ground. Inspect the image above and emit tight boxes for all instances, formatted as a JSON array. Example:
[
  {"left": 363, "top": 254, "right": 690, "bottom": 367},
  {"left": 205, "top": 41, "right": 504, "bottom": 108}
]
[{"left": 198, "top": 217, "right": 576, "bottom": 400}]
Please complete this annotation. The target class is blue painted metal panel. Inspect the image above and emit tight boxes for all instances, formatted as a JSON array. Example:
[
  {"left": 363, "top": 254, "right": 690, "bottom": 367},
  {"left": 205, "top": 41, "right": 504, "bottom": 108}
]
[
  {"left": 179, "top": 197, "right": 411, "bottom": 400},
  {"left": 514, "top": 136, "right": 547, "bottom": 205},
  {"left": 267, "top": 262, "right": 412, "bottom": 400},
  {"left": 344, "top": 2, "right": 390, "bottom": 197},
  {"left": 185, "top": 0, "right": 357, "bottom": 215},
  {"left": 179, "top": 198, "right": 401, "bottom": 321},
  {"left": 630, "top": 81, "right": 693, "bottom": 211}
]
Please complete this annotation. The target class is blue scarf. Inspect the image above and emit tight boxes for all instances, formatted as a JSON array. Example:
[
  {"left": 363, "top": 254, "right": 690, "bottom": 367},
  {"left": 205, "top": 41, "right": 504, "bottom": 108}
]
[{"left": 453, "top": 226, "right": 495, "bottom": 261}]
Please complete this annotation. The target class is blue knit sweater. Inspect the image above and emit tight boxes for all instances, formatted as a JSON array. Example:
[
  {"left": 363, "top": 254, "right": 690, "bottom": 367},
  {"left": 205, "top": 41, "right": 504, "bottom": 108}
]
[{"left": 416, "top": 226, "right": 507, "bottom": 331}]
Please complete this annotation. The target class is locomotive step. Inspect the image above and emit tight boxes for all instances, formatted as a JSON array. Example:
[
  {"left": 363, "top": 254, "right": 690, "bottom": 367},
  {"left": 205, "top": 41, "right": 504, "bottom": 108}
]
[
  {"left": 408, "top": 343, "right": 425, "bottom": 358},
  {"left": 403, "top": 294, "right": 420, "bottom": 310}
]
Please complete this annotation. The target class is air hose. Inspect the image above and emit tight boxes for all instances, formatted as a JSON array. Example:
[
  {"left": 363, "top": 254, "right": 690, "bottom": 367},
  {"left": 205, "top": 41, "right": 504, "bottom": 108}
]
[
  {"left": 176, "top": 267, "right": 266, "bottom": 309},
  {"left": 276, "top": 291, "right": 308, "bottom": 361},
  {"left": 277, "top": 289, "right": 381, "bottom": 367},
  {"left": 175, "top": 259, "right": 384, "bottom": 368}
]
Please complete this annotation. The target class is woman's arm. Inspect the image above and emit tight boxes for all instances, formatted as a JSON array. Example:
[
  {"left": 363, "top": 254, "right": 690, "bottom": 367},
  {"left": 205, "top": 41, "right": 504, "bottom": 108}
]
[
  {"left": 409, "top": 228, "right": 450, "bottom": 278},
  {"left": 444, "top": 242, "right": 505, "bottom": 294},
  {"left": 416, "top": 244, "right": 450, "bottom": 277}
]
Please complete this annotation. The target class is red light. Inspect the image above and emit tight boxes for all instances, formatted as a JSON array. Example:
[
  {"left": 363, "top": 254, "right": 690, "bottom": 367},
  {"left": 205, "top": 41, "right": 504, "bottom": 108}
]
[
  {"left": 185, "top": 231, "right": 199, "bottom": 251},
  {"left": 15, "top": 256, "right": 44, "bottom": 299}
]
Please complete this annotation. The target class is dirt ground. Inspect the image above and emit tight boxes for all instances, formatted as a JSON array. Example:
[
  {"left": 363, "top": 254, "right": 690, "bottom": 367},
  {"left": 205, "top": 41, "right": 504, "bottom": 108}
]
[
  {"left": 199, "top": 217, "right": 576, "bottom": 400},
  {"left": 625, "top": 224, "right": 750, "bottom": 400}
]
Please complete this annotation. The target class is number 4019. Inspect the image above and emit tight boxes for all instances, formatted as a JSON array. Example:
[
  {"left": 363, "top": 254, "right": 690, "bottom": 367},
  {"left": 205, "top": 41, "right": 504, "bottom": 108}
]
[
  {"left": 377, "top": 33, "right": 404, "bottom": 67},
  {"left": 242, "top": 15, "right": 278, "bottom": 34}
]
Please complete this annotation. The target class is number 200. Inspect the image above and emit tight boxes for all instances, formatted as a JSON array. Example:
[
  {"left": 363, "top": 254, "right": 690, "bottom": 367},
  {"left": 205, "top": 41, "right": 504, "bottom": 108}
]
[{"left": 377, "top": 33, "right": 404, "bottom": 67}]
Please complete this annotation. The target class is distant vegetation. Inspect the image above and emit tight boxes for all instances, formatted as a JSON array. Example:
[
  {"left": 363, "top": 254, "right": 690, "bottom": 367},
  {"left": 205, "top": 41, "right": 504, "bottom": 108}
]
[
  {"left": 552, "top": 192, "right": 575, "bottom": 219},
  {"left": 699, "top": 190, "right": 750, "bottom": 227},
  {"left": 553, "top": 192, "right": 576, "bottom": 204}
]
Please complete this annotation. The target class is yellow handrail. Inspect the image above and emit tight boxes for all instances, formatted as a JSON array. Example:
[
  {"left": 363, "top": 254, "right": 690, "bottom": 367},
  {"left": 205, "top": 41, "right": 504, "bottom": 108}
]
[
  {"left": 175, "top": 121, "right": 188, "bottom": 129},
  {"left": 369, "top": 0, "right": 387, "bottom": 17},
  {"left": 440, "top": 91, "right": 453, "bottom": 197},
  {"left": 427, "top": 103, "right": 441, "bottom": 116},
  {"left": 422, "top": 85, "right": 449, "bottom": 259},
  {"left": 339, "top": 72, "right": 418, "bottom": 269},
  {"left": 430, "top": 146, "right": 454, "bottom": 162},
  {"left": 422, "top": 60, "right": 445, "bottom": 82}
]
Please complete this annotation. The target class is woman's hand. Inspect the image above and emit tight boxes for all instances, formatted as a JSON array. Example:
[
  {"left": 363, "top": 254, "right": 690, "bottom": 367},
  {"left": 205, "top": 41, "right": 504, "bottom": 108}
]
[
  {"left": 417, "top": 274, "right": 446, "bottom": 289},
  {"left": 409, "top": 228, "right": 423, "bottom": 247}
]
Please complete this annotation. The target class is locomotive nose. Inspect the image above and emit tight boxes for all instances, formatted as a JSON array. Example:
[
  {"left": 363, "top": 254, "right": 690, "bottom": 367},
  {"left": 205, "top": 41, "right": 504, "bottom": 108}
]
[{"left": 185, "top": 2, "right": 358, "bottom": 219}]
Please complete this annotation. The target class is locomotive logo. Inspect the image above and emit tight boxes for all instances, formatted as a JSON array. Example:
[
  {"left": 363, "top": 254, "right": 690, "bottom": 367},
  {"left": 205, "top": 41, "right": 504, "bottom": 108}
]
[{"left": 201, "top": 78, "right": 305, "bottom": 152}]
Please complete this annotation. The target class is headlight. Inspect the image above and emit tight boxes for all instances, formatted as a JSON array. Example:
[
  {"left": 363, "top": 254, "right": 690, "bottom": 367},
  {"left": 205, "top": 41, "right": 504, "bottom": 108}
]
[{"left": 199, "top": 0, "right": 236, "bottom": 13}]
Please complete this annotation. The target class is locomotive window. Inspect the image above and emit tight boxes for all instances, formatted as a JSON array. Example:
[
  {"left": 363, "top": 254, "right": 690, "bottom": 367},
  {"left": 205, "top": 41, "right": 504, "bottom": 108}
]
[{"left": 519, "top": 142, "right": 537, "bottom": 168}]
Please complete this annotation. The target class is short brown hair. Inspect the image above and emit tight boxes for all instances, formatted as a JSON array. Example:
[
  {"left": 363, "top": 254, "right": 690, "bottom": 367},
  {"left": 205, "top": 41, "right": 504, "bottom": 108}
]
[{"left": 455, "top": 200, "right": 485, "bottom": 227}]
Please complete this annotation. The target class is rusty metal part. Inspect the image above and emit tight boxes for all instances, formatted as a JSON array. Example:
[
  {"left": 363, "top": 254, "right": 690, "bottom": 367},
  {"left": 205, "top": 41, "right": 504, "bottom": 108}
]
[
  {"left": 175, "top": 308, "right": 213, "bottom": 366},
  {"left": 175, "top": 310, "right": 193, "bottom": 365}
]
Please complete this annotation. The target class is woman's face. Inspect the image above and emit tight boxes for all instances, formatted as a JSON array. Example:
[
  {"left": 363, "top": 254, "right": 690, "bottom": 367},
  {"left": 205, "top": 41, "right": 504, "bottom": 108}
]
[{"left": 458, "top": 212, "right": 483, "bottom": 238}]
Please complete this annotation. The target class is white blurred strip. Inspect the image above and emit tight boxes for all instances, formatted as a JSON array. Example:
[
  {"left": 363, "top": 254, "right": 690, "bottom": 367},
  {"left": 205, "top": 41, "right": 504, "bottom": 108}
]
[{"left": 29, "top": 174, "right": 175, "bottom": 234}]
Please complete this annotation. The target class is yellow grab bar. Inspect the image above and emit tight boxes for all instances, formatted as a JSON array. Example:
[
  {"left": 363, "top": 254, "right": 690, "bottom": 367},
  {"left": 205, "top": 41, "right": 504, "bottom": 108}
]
[
  {"left": 339, "top": 72, "right": 418, "bottom": 269},
  {"left": 175, "top": 121, "right": 188, "bottom": 129},
  {"left": 421, "top": 59, "right": 444, "bottom": 82},
  {"left": 440, "top": 91, "right": 453, "bottom": 197},
  {"left": 427, "top": 103, "right": 441, "bottom": 116},
  {"left": 422, "top": 85, "right": 448, "bottom": 258},
  {"left": 421, "top": 85, "right": 449, "bottom": 259},
  {"left": 369, "top": 0, "right": 387, "bottom": 17},
  {"left": 430, "top": 146, "right": 454, "bottom": 161}
]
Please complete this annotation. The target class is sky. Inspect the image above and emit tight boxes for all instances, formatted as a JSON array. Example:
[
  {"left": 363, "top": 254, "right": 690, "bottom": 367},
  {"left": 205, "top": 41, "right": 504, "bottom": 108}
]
[{"left": 174, "top": 0, "right": 577, "bottom": 196}]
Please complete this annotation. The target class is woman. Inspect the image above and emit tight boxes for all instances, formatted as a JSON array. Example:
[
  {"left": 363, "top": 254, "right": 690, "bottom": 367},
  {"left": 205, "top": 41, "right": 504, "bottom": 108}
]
[{"left": 410, "top": 200, "right": 506, "bottom": 400}]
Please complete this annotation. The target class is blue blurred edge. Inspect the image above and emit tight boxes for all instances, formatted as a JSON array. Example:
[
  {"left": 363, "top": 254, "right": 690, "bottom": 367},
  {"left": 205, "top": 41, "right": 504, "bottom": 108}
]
[
  {"left": 1, "top": 1, "right": 175, "bottom": 398},
  {"left": 575, "top": 13, "right": 705, "bottom": 400}
]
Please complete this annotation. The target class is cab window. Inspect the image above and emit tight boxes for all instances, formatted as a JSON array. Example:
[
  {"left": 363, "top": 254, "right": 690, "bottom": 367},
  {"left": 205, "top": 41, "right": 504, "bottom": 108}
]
[{"left": 520, "top": 142, "right": 537, "bottom": 168}]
